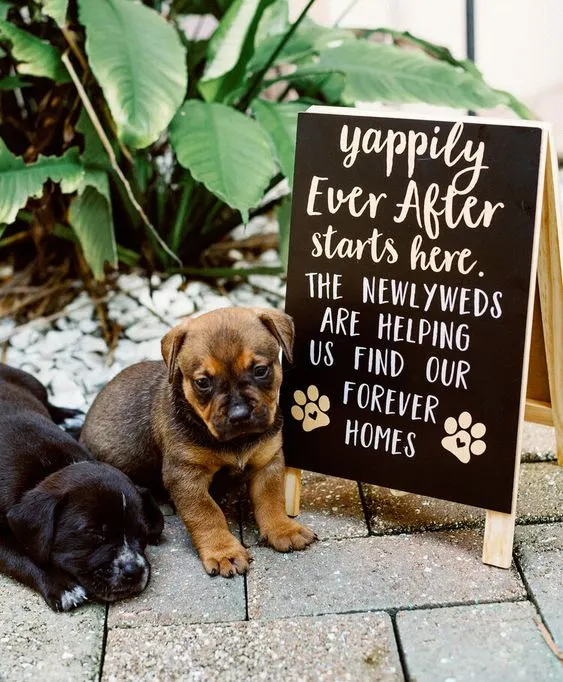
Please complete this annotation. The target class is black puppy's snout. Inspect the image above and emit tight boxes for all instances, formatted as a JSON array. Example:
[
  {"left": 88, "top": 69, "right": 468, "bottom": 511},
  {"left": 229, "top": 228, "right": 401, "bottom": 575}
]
[
  {"left": 120, "top": 560, "right": 144, "bottom": 580},
  {"left": 228, "top": 402, "right": 251, "bottom": 424}
]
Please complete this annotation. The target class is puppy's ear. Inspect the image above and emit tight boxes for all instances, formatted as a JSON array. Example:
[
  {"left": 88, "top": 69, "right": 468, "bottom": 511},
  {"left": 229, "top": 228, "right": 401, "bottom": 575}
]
[
  {"left": 255, "top": 308, "right": 295, "bottom": 363},
  {"left": 161, "top": 321, "right": 190, "bottom": 384},
  {"left": 136, "top": 487, "right": 164, "bottom": 545},
  {"left": 7, "top": 488, "right": 60, "bottom": 565}
]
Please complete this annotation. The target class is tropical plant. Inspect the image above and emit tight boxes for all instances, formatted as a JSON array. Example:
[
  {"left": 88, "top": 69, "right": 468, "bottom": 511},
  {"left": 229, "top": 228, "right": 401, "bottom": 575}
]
[{"left": 0, "top": 0, "right": 531, "bottom": 281}]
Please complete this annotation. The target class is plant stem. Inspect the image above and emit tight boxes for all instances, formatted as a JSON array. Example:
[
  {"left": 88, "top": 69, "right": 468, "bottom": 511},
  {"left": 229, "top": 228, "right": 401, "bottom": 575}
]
[
  {"left": 61, "top": 52, "right": 182, "bottom": 267},
  {"left": 201, "top": 200, "right": 224, "bottom": 234},
  {"left": 236, "top": 0, "right": 317, "bottom": 111},
  {"left": 170, "top": 265, "right": 284, "bottom": 278},
  {"left": 170, "top": 179, "right": 193, "bottom": 253},
  {"left": 0, "top": 231, "right": 30, "bottom": 250}
]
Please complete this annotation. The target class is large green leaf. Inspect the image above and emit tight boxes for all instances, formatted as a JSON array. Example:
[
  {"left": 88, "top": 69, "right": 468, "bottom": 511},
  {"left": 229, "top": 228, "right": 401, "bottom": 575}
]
[
  {"left": 0, "top": 20, "right": 68, "bottom": 82},
  {"left": 252, "top": 99, "right": 306, "bottom": 186},
  {"left": 248, "top": 20, "right": 353, "bottom": 74},
  {"left": 41, "top": 0, "right": 68, "bottom": 25},
  {"left": 78, "top": 0, "right": 187, "bottom": 148},
  {"left": 293, "top": 41, "right": 509, "bottom": 110},
  {"left": 76, "top": 109, "right": 111, "bottom": 171},
  {"left": 70, "top": 171, "right": 117, "bottom": 280},
  {"left": 199, "top": 0, "right": 272, "bottom": 102},
  {"left": 0, "top": 141, "right": 83, "bottom": 224},
  {"left": 0, "top": 75, "right": 30, "bottom": 89},
  {"left": 0, "top": 2, "right": 11, "bottom": 20},
  {"left": 254, "top": 0, "right": 288, "bottom": 46},
  {"left": 169, "top": 100, "right": 274, "bottom": 222}
]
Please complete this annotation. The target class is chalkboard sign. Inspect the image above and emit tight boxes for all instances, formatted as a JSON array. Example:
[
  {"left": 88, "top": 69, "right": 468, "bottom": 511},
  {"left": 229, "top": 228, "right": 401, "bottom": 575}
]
[{"left": 282, "top": 107, "right": 550, "bottom": 515}]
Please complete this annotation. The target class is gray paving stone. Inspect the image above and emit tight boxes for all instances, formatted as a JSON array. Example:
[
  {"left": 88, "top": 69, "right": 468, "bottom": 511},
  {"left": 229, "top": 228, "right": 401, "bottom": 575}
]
[
  {"left": 247, "top": 530, "right": 525, "bottom": 620},
  {"left": 397, "top": 601, "right": 562, "bottom": 681},
  {"left": 108, "top": 515, "right": 246, "bottom": 628},
  {"left": 363, "top": 462, "right": 563, "bottom": 535},
  {"left": 102, "top": 612, "right": 403, "bottom": 682},
  {"left": 242, "top": 471, "right": 368, "bottom": 546},
  {"left": 515, "top": 521, "right": 563, "bottom": 550},
  {"left": 0, "top": 574, "right": 105, "bottom": 682},
  {"left": 521, "top": 422, "right": 557, "bottom": 462},
  {"left": 515, "top": 522, "right": 563, "bottom": 648}
]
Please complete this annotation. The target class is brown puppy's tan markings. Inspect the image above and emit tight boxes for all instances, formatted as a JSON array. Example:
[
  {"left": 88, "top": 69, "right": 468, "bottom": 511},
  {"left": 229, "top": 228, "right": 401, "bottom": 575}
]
[{"left": 81, "top": 307, "right": 315, "bottom": 577}]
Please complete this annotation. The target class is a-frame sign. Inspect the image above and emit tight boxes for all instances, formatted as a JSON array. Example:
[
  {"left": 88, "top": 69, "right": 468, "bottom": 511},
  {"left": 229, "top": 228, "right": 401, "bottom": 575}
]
[{"left": 282, "top": 107, "right": 562, "bottom": 569}]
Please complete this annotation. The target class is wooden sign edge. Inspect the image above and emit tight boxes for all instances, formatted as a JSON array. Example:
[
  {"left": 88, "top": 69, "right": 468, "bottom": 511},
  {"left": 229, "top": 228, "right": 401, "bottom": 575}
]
[
  {"left": 534, "top": 132, "right": 563, "bottom": 463},
  {"left": 482, "top": 127, "right": 554, "bottom": 567},
  {"left": 282, "top": 112, "right": 557, "bottom": 570}
]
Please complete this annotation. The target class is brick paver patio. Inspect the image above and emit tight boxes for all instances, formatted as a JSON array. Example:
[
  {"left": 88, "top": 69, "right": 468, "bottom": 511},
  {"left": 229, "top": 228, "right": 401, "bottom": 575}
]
[{"left": 0, "top": 422, "right": 561, "bottom": 681}]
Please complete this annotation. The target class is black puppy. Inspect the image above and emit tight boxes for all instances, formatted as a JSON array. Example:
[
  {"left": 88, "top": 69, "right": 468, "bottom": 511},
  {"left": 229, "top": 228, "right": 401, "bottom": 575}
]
[{"left": 0, "top": 363, "right": 164, "bottom": 611}]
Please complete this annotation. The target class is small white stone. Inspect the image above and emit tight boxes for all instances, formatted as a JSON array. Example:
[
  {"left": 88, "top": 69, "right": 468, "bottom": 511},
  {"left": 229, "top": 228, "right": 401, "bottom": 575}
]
[
  {"left": 151, "top": 288, "right": 176, "bottom": 312},
  {"left": 150, "top": 274, "right": 162, "bottom": 287},
  {"left": 73, "top": 350, "right": 106, "bottom": 371},
  {"left": 79, "top": 336, "right": 107, "bottom": 354},
  {"left": 248, "top": 274, "right": 284, "bottom": 295},
  {"left": 113, "top": 339, "right": 141, "bottom": 365},
  {"left": 126, "top": 319, "right": 170, "bottom": 343},
  {"left": 65, "top": 293, "right": 95, "bottom": 322},
  {"left": 259, "top": 248, "right": 281, "bottom": 265},
  {"left": 183, "top": 281, "right": 208, "bottom": 298},
  {"left": 0, "top": 317, "right": 16, "bottom": 341},
  {"left": 167, "top": 297, "right": 195, "bottom": 319},
  {"left": 39, "top": 330, "right": 82, "bottom": 355},
  {"left": 117, "top": 273, "right": 147, "bottom": 293},
  {"left": 54, "top": 356, "right": 87, "bottom": 374},
  {"left": 108, "top": 293, "right": 138, "bottom": 315},
  {"left": 82, "top": 365, "right": 114, "bottom": 394},
  {"left": 36, "top": 367, "right": 58, "bottom": 388},
  {"left": 9, "top": 326, "right": 40, "bottom": 350},
  {"left": 4, "top": 347, "right": 26, "bottom": 366},
  {"left": 54, "top": 317, "right": 71, "bottom": 331},
  {"left": 199, "top": 294, "right": 231, "bottom": 311},
  {"left": 49, "top": 373, "right": 85, "bottom": 409},
  {"left": 160, "top": 273, "right": 184, "bottom": 291},
  {"left": 79, "top": 319, "right": 99, "bottom": 334},
  {"left": 137, "top": 339, "right": 163, "bottom": 362}
]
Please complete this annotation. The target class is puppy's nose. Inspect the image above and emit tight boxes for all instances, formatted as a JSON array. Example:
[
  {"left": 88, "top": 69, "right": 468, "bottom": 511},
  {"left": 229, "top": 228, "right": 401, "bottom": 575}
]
[
  {"left": 228, "top": 403, "right": 251, "bottom": 423},
  {"left": 120, "top": 561, "right": 144, "bottom": 581}
]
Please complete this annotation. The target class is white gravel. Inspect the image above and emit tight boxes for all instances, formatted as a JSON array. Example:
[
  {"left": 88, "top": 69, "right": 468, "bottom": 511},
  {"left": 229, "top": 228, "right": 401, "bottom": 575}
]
[{"left": 1, "top": 249, "right": 284, "bottom": 412}]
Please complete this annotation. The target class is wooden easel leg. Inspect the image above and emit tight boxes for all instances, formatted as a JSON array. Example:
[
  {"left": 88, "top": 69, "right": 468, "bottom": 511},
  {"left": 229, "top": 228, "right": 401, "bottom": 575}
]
[
  {"left": 536, "top": 134, "right": 563, "bottom": 464},
  {"left": 284, "top": 467, "right": 302, "bottom": 517},
  {"left": 483, "top": 509, "right": 516, "bottom": 569}
]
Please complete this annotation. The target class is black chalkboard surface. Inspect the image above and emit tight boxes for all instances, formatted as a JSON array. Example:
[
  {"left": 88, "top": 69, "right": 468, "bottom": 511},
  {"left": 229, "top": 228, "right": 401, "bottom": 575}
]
[{"left": 282, "top": 107, "right": 547, "bottom": 514}]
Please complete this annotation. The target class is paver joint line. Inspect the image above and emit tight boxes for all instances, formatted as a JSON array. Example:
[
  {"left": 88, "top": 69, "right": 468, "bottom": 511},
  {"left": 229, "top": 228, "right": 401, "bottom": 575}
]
[
  {"left": 390, "top": 611, "right": 410, "bottom": 682},
  {"left": 513, "top": 550, "right": 560, "bottom": 649}
]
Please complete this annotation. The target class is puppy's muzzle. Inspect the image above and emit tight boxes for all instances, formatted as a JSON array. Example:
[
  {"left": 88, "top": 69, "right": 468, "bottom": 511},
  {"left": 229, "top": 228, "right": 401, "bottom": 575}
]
[
  {"left": 228, "top": 400, "right": 251, "bottom": 424},
  {"left": 214, "top": 398, "right": 269, "bottom": 441}
]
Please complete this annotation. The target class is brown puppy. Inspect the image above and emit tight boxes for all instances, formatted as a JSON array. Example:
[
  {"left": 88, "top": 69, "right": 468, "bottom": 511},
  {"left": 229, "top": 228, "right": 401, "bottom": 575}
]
[{"left": 81, "top": 307, "right": 315, "bottom": 577}]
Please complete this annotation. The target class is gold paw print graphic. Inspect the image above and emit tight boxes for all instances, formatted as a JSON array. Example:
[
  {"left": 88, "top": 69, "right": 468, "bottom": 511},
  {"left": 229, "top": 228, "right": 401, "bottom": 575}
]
[
  {"left": 441, "top": 411, "right": 486, "bottom": 464},
  {"left": 291, "top": 385, "right": 330, "bottom": 432}
]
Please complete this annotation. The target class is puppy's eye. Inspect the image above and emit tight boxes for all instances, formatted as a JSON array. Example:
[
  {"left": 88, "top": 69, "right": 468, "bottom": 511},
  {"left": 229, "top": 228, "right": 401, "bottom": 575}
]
[
  {"left": 253, "top": 365, "right": 270, "bottom": 379},
  {"left": 194, "top": 376, "right": 212, "bottom": 391}
]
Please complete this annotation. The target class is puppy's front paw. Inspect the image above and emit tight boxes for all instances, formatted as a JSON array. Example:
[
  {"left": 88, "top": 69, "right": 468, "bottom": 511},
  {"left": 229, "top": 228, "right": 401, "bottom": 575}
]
[
  {"left": 261, "top": 519, "right": 317, "bottom": 552},
  {"left": 199, "top": 533, "right": 250, "bottom": 578},
  {"left": 41, "top": 573, "right": 88, "bottom": 612}
]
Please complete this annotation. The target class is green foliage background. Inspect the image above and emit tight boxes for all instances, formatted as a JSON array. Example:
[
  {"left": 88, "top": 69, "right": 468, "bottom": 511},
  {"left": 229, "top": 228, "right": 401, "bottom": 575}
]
[{"left": 0, "top": 0, "right": 531, "bottom": 279}]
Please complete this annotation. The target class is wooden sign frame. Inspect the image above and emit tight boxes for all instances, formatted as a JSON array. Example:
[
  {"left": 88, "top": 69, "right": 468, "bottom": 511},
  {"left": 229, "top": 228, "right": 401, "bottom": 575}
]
[{"left": 283, "top": 110, "right": 563, "bottom": 570}]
